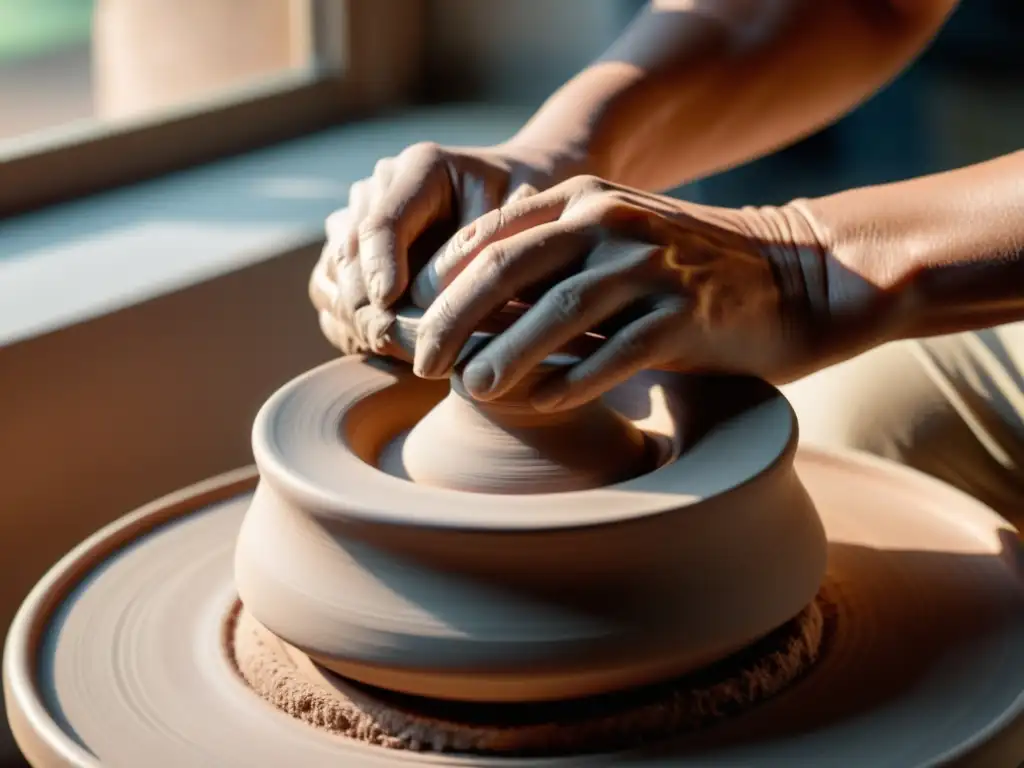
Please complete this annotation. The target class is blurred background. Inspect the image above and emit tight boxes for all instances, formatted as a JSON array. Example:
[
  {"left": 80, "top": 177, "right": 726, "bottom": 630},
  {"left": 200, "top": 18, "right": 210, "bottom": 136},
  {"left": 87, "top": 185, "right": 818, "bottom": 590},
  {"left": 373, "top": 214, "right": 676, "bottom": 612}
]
[
  {"left": 1, "top": 4, "right": 1022, "bottom": 763},
  {"left": 2, "top": 0, "right": 1024, "bottom": 205}
]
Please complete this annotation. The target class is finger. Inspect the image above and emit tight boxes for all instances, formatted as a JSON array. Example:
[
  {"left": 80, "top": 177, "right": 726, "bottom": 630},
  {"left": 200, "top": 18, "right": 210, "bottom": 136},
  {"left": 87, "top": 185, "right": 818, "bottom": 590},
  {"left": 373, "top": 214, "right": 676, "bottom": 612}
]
[
  {"left": 407, "top": 176, "right": 511, "bottom": 309},
  {"left": 318, "top": 309, "right": 367, "bottom": 356},
  {"left": 352, "top": 304, "right": 397, "bottom": 356},
  {"left": 408, "top": 174, "right": 504, "bottom": 311},
  {"left": 327, "top": 180, "right": 369, "bottom": 269},
  {"left": 359, "top": 143, "right": 452, "bottom": 308},
  {"left": 530, "top": 301, "right": 683, "bottom": 411},
  {"left": 372, "top": 156, "right": 396, "bottom": 190},
  {"left": 458, "top": 174, "right": 496, "bottom": 226},
  {"left": 410, "top": 186, "right": 568, "bottom": 308},
  {"left": 322, "top": 207, "right": 351, "bottom": 283},
  {"left": 413, "top": 223, "right": 591, "bottom": 379},
  {"left": 333, "top": 182, "right": 376, "bottom": 321},
  {"left": 308, "top": 246, "right": 338, "bottom": 313},
  {"left": 503, "top": 181, "right": 539, "bottom": 205},
  {"left": 461, "top": 245, "right": 657, "bottom": 400}
]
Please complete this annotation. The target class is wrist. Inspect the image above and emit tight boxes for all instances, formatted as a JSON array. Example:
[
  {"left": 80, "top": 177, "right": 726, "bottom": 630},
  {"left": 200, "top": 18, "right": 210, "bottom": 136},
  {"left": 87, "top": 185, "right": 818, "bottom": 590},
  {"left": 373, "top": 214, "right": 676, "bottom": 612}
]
[
  {"left": 739, "top": 199, "right": 908, "bottom": 371},
  {"left": 798, "top": 153, "right": 1024, "bottom": 339},
  {"left": 784, "top": 196, "right": 914, "bottom": 350},
  {"left": 497, "top": 133, "right": 600, "bottom": 185}
]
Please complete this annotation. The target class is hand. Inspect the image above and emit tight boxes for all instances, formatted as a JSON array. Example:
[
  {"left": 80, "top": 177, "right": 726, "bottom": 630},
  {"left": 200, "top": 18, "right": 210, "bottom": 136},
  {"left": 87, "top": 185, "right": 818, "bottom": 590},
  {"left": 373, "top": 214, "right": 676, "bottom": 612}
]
[
  {"left": 410, "top": 175, "right": 888, "bottom": 411},
  {"left": 309, "top": 142, "right": 586, "bottom": 354}
]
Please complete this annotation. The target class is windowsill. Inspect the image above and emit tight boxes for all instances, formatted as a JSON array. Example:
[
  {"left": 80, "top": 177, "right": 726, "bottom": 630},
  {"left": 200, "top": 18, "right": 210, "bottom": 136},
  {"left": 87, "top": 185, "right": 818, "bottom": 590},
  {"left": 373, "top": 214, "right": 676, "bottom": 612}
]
[{"left": 0, "top": 103, "right": 530, "bottom": 346}]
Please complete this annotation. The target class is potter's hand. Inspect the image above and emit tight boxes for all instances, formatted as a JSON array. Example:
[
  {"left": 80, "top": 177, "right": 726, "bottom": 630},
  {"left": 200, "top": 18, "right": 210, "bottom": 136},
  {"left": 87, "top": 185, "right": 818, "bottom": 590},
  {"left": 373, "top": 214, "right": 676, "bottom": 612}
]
[
  {"left": 410, "top": 175, "right": 874, "bottom": 411},
  {"left": 309, "top": 143, "right": 584, "bottom": 354}
]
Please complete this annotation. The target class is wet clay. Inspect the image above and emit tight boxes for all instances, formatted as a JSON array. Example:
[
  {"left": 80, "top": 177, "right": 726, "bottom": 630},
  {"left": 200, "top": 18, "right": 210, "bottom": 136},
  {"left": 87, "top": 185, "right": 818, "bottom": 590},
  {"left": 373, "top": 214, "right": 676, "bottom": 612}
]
[
  {"left": 9, "top": 453, "right": 1024, "bottom": 766},
  {"left": 378, "top": 305, "right": 655, "bottom": 493},
  {"left": 235, "top": 357, "right": 830, "bottom": 702},
  {"left": 377, "top": 369, "right": 655, "bottom": 493},
  {"left": 231, "top": 593, "right": 831, "bottom": 756}
]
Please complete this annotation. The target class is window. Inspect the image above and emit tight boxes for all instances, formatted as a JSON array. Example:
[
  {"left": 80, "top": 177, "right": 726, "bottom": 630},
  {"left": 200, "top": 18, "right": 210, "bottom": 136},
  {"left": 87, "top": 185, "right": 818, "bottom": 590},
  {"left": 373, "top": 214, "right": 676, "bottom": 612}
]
[{"left": 0, "top": 0, "right": 423, "bottom": 216}]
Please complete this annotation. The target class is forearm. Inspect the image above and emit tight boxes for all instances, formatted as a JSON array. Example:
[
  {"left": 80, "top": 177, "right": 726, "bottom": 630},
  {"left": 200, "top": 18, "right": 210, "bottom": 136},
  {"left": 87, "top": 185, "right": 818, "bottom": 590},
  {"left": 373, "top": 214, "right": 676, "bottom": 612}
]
[
  {"left": 506, "top": 0, "right": 955, "bottom": 192},
  {"left": 795, "top": 150, "right": 1024, "bottom": 341}
]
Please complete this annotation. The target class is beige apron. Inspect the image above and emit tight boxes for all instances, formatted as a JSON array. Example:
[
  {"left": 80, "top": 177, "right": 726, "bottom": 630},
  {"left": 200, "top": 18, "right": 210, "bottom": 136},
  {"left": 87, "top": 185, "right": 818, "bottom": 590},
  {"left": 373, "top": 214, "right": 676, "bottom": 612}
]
[{"left": 784, "top": 322, "right": 1024, "bottom": 533}]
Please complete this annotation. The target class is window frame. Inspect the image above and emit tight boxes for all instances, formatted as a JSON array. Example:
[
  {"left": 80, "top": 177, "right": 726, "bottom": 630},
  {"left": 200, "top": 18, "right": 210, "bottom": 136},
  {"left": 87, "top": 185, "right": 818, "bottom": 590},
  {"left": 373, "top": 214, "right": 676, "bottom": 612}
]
[{"left": 0, "top": 0, "right": 426, "bottom": 217}]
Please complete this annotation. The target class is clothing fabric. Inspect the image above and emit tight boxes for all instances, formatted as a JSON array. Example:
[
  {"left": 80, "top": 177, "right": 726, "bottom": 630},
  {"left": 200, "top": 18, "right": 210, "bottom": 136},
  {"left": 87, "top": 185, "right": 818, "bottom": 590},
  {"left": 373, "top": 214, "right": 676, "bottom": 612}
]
[{"left": 783, "top": 322, "right": 1024, "bottom": 533}]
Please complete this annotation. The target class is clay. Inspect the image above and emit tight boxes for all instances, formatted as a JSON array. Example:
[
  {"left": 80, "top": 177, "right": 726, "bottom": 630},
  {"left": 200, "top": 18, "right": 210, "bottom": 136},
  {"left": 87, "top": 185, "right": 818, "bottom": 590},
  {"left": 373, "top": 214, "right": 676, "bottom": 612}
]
[
  {"left": 234, "top": 355, "right": 829, "bottom": 701},
  {"left": 377, "top": 368, "right": 656, "bottom": 494},
  {"left": 377, "top": 304, "right": 657, "bottom": 493},
  {"left": 8, "top": 452, "right": 1024, "bottom": 766},
  {"left": 231, "top": 593, "right": 830, "bottom": 755}
]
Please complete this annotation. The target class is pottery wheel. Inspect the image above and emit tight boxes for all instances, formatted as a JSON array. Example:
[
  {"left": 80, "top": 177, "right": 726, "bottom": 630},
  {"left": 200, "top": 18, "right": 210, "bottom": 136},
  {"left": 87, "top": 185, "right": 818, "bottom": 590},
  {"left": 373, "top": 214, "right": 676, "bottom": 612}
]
[{"left": 7, "top": 450, "right": 1024, "bottom": 766}]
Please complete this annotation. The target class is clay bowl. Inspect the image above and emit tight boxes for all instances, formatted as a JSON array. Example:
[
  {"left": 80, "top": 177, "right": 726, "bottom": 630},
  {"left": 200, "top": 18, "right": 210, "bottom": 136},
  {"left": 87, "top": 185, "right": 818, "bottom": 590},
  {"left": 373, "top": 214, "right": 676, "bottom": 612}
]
[{"left": 233, "top": 310, "right": 828, "bottom": 703}]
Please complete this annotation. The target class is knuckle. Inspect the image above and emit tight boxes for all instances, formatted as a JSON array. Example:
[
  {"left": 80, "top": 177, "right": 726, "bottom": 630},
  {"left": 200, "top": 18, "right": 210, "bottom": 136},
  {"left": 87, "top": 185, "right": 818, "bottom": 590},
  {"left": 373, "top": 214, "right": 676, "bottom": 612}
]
[
  {"left": 614, "top": 331, "right": 652, "bottom": 362},
  {"left": 337, "top": 274, "right": 369, "bottom": 317},
  {"left": 564, "top": 192, "right": 619, "bottom": 227},
  {"left": 572, "top": 174, "right": 604, "bottom": 195},
  {"left": 470, "top": 206, "right": 506, "bottom": 243},
  {"left": 403, "top": 140, "right": 442, "bottom": 163},
  {"left": 547, "top": 283, "right": 585, "bottom": 323},
  {"left": 342, "top": 229, "right": 360, "bottom": 263},
  {"left": 589, "top": 193, "right": 623, "bottom": 225},
  {"left": 477, "top": 242, "right": 511, "bottom": 276},
  {"left": 347, "top": 179, "right": 368, "bottom": 201},
  {"left": 357, "top": 213, "right": 397, "bottom": 243},
  {"left": 454, "top": 207, "right": 498, "bottom": 249},
  {"left": 325, "top": 207, "right": 349, "bottom": 237},
  {"left": 563, "top": 176, "right": 611, "bottom": 219},
  {"left": 373, "top": 157, "right": 395, "bottom": 177}
]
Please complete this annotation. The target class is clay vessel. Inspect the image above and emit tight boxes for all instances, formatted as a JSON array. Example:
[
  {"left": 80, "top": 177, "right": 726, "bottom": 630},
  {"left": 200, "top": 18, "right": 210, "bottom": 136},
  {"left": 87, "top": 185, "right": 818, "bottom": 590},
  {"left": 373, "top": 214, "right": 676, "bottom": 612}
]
[
  {"left": 378, "top": 305, "right": 657, "bottom": 493},
  {"left": 9, "top": 454, "right": 1024, "bottom": 765},
  {"left": 234, "top": 309, "right": 828, "bottom": 702}
]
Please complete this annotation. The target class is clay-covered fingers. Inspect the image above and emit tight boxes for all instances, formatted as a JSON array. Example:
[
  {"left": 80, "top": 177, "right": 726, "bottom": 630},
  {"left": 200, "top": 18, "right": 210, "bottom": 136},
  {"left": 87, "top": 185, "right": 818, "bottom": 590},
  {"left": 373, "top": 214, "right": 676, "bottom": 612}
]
[
  {"left": 530, "top": 299, "right": 686, "bottom": 411},
  {"left": 357, "top": 143, "right": 454, "bottom": 308},
  {"left": 459, "top": 243, "right": 660, "bottom": 400},
  {"left": 327, "top": 194, "right": 370, "bottom": 319},
  {"left": 318, "top": 306, "right": 368, "bottom": 356},
  {"left": 308, "top": 247, "right": 337, "bottom": 314},
  {"left": 410, "top": 176, "right": 599, "bottom": 308},
  {"left": 413, "top": 224, "right": 592, "bottom": 379}
]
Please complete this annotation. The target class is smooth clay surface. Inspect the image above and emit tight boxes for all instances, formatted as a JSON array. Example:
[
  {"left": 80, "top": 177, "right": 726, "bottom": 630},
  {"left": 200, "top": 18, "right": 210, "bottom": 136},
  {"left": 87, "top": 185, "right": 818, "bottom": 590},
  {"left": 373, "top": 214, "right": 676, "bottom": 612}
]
[
  {"left": 234, "top": 357, "right": 830, "bottom": 702},
  {"left": 377, "top": 369, "right": 656, "bottom": 494},
  {"left": 378, "top": 304, "right": 657, "bottom": 494},
  {"left": 7, "top": 451, "right": 1024, "bottom": 766}
]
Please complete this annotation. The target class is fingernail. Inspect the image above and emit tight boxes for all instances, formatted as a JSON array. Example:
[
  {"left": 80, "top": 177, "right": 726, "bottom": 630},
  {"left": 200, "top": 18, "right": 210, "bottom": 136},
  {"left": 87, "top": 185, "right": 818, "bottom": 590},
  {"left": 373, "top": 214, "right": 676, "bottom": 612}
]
[
  {"left": 413, "top": 337, "right": 442, "bottom": 379},
  {"left": 462, "top": 360, "right": 495, "bottom": 396}
]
